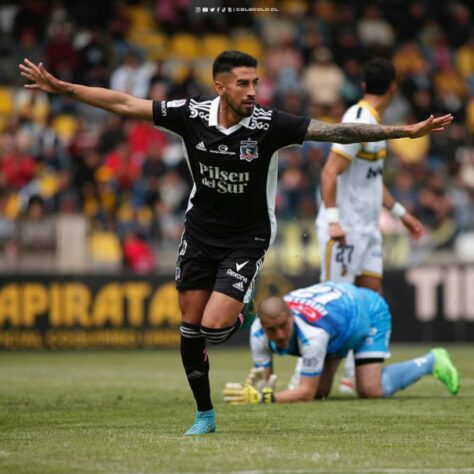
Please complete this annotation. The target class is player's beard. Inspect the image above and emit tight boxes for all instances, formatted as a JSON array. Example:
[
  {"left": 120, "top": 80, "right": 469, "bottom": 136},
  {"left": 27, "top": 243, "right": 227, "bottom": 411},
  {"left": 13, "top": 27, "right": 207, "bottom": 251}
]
[{"left": 224, "top": 93, "right": 254, "bottom": 118}]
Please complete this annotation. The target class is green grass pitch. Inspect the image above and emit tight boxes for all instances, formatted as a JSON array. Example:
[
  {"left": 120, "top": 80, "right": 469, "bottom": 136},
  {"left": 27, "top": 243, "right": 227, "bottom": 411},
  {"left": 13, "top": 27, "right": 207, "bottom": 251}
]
[{"left": 1, "top": 345, "right": 473, "bottom": 474}]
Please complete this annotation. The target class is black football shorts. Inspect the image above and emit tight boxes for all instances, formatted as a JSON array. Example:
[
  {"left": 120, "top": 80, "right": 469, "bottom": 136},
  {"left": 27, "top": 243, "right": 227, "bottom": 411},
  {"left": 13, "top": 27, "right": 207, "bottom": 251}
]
[{"left": 175, "top": 234, "right": 266, "bottom": 303}]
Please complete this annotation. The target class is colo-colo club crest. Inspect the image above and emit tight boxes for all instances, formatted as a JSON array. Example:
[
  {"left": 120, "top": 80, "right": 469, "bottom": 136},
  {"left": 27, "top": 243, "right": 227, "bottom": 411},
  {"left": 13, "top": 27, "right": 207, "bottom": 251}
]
[{"left": 240, "top": 139, "right": 259, "bottom": 162}]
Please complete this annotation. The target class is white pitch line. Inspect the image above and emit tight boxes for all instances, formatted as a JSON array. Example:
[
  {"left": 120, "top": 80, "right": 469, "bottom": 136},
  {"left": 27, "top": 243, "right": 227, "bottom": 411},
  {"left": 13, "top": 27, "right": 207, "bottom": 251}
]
[{"left": 128, "top": 468, "right": 474, "bottom": 474}]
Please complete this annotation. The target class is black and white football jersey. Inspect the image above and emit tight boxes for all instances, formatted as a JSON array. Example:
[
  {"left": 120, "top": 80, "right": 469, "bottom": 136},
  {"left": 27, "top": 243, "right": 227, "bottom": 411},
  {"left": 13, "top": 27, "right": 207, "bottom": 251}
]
[{"left": 152, "top": 95, "right": 310, "bottom": 248}]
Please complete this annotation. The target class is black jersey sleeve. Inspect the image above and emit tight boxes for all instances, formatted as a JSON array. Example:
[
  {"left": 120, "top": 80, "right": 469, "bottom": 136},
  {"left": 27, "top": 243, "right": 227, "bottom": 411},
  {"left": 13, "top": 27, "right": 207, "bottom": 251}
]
[
  {"left": 152, "top": 99, "right": 188, "bottom": 135},
  {"left": 271, "top": 110, "right": 311, "bottom": 150}
]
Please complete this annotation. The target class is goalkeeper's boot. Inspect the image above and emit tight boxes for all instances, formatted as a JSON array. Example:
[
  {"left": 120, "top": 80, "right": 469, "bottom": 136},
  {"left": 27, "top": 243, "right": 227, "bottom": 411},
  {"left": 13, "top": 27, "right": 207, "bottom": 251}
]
[
  {"left": 432, "top": 348, "right": 460, "bottom": 395},
  {"left": 185, "top": 409, "right": 216, "bottom": 435},
  {"left": 240, "top": 286, "right": 257, "bottom": 330}
]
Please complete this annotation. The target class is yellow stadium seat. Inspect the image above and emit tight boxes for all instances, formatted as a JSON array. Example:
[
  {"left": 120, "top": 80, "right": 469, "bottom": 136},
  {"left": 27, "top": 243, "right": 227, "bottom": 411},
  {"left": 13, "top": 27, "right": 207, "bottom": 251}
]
[
  {"left": 280, "top": 0, "right": 308, "bottom": 15},
  {"left": 169, "top": 33, "right": 199, "bottom": 60},
  {"left": 125, "top": 5, "right": 156, "bottom": 34},
  {"left": 51, "top": 115, "right": 78, "bottom": 142},
  {"left": 200, "top": 34, "right": 232, "bottom": 58},
  {"left": 233, "top": 35, "right": 264, "bottom": 60},
  {"left": 0, "top": 87, "right": 14, "bottom": 117},
  {"left": 88, "top": 231, "right": 122, "bottom": 264},
  {"left": 134, "top": 32, "right": 168, "bottom": 61}
]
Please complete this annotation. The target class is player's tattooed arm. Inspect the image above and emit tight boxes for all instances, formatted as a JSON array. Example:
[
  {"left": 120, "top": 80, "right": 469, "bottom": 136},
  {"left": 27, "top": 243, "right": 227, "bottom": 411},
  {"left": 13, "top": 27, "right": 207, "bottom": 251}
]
[
  {"left": 305, "top": 114, "right": 453, "bottom": 143},
  {"left": 19, "top": 58, "right": 153, "bottom": 121}
]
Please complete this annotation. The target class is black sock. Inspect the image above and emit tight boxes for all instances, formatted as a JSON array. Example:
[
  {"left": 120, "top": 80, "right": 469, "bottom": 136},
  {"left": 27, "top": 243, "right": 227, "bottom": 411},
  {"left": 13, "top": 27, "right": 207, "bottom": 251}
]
[
  {"left": 179, "top": 322, "right": 213, "bottom": 412},
  {"left": 201, "top": 315, "right": 243, "bottom": 345}
]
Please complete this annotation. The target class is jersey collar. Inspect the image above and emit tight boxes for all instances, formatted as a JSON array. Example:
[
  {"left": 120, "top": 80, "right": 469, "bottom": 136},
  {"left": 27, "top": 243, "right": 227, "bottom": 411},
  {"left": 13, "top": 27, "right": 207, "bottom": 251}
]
[
  {"left": 357, "top": 99, "right": 382, "bottom": 124},
  {"left": 209, "top": 96, "right": 253, "bottom": 134}
]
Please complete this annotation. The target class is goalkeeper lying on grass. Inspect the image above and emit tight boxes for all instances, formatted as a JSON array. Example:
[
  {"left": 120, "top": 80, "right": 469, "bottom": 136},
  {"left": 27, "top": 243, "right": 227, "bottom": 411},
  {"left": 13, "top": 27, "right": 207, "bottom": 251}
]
[{"left": 224, "top": 282, "right": 459, "bottom": 404}]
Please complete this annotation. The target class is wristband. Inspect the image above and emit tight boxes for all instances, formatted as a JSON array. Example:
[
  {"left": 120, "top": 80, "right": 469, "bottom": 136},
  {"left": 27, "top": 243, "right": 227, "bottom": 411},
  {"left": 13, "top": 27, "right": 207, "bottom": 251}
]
[
  {"left": 326, "top": 207, "right": 340, "bottom": 224},
  {"left": 390, "top": 202, "right": 407, "bottom": 218},
  {"left": 261, "top": 387, "right": 275, "bottom": 404}
]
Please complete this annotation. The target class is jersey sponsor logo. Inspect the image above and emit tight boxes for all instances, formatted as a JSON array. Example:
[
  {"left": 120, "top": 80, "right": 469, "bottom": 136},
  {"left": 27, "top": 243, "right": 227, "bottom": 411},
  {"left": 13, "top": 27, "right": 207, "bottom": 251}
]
[
  {"left": 210, "top": 144, "right": 236, "bottom": 156},
  {"left": 240, "top": 140, "right": 259, "bottom": 162},
  {"left": 366, "top": 166, "right": 383, "bottom": 179},
  {"left": 160, "top": 101, "right": 167, "bottom": 116},
  {"left": 247, "top": 108, "right": 272, "bottom": 130},
  {"left": 226, "top": 268, "right": 248, "bottom": 283},
  {"left": 287, "top": 301, "right": 324, "bottom": 322},
  {"left": 232, "top": 281, "right": 245, "bottom": 292},
  {"left": 286, "top": 285, "right": 342, "bottom": 322},
  {"left": 196, "top": 141, "right": 207, "bottom": 151},
  {"left": 248, "top": 120, "right": 270, "bottom": 130},
  {"left": 167, "top": 99, "right": 186, "bottom": 108},
  {"left": 199, "top": 162, "right": 250, "bottom": 194}
]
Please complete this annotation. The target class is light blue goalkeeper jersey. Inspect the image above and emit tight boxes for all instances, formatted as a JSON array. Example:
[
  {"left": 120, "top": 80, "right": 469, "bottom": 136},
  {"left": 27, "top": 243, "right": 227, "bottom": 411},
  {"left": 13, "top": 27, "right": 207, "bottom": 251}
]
[{"left": 250, "top": 282, "right": 386, "bottom": 376}]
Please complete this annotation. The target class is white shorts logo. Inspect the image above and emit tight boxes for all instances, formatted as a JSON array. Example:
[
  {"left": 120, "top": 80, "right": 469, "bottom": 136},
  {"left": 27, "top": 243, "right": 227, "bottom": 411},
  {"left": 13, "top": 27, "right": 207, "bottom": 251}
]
[
  {"left": 232, "top": 281, "right": 245, "bottom": 292},
  {"left": 236, "top": 261, "right": 249, "bottom": 272}
]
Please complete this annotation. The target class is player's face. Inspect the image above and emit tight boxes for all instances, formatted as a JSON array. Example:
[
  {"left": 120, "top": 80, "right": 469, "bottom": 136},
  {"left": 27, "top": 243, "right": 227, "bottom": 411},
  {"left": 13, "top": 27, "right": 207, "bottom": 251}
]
[
  {"left": 260, "top": 311, "right": 293, "bottom": 349},
  {"left": 215, "top": 67, "right": 258, "bottom": 117}
]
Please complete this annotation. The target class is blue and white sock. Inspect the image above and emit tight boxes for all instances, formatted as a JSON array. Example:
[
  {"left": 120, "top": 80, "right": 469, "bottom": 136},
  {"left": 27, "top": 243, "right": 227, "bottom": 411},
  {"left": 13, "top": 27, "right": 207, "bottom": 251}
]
[{"left": 382, "top": 352, "right": 434, "bottom": 397}]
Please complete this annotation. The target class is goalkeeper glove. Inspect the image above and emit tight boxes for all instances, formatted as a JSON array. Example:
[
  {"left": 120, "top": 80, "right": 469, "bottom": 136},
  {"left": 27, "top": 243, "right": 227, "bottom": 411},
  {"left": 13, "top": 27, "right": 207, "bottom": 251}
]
[
  {"left": 245, "top": 367, "right": 277, "bottom": 392},
  {"left": 223, "top": 383, "right": 275, "bottom": 404}
]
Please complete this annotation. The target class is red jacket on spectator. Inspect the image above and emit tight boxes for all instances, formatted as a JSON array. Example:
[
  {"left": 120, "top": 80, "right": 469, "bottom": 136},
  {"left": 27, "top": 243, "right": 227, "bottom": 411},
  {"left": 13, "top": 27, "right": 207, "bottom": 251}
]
[
  {"left": 1, "top": 151, "right": 36, "bottom": 189},
  {"left": 123, "top": 233, "right": 156, "bottom": 273}
]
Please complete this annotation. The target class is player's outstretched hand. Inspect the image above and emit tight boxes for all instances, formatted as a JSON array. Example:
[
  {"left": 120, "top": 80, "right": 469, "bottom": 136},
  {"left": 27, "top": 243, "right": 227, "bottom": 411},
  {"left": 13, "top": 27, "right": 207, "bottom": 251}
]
[
  {"left": 405, "top": 114, "right": 453, "bottom": 139},
  {"left": 19, "top": 59, "right": 64, "bottom": 94},
  {"left": 223, "top": 383, "right": 274, "bottom": 404},
  {"left": 401, "top": 212, "right": 425, "bottom": 240},
  {"left": 245, "top": 367, "right": 277, "bottom": 391}
]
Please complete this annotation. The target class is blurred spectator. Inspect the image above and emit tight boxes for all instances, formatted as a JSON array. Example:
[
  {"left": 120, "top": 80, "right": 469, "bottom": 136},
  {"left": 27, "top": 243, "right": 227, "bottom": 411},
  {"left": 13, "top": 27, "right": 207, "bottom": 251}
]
[
  {"left": 123, "top": 229, "right": 156, "bottom": 273},
  {"left": 110, "top": 51, "right": 155, "bottom": 99},
  {"left": 302, "top": 47, "right": 344, "bottom": 106},
  {"left": 357, "top": 4, "right": 394, "bottom": 50},
  {"left": 392, "top": 41, "right": 427, "bottom": 79},
  {"left": 0, "top": 133, "right": 36, "bottom": 190},
  {"left": 75, "top": 28, "right": 109, "bottom": 87},
  {"left": 417, "top": 172, "right": 456, "bottom": 247},
  {"left": 2, "top": 0, "right": 474, "bottom": 270},
  {"left": 12, "top": 29, "right": 43, "bottom": 84},
  {"left": 45, "top": 23, "right": 78, "bottom": 81},
  {"left": 102, "top": 141, "right": 141, "bottom": 192},
  {"left": 12, "top": 0, "right": 49, "bottom": 43},
  {"left": 456, "top": 32, "right": 474, "bottom": 93}
]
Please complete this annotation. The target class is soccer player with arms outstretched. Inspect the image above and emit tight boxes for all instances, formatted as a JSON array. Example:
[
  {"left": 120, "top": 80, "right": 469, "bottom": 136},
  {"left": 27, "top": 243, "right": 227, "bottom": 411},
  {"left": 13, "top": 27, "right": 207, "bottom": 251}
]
[{"left": 20, "top": 50, "right": 453, "bottom": 434}]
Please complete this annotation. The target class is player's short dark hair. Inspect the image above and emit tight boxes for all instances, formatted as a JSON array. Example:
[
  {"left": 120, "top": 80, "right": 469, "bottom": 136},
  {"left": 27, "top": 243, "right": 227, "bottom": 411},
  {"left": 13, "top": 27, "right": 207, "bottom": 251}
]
[
  {"left": 212, "top": 50, "right": 258, "bottom": 78},
  {"left": 364, "top": 58, "right": 396, "bottom": 95}
]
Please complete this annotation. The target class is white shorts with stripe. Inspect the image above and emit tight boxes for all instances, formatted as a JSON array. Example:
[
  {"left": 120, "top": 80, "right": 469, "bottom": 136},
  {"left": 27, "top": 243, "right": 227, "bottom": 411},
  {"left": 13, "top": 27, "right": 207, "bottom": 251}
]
[{"left": 317, "top": 225, "right": 383, "bottom": 283}]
